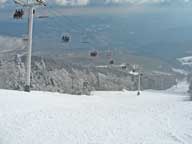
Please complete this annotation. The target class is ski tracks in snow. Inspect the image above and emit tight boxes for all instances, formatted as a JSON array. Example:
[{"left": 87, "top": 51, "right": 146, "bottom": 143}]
[{"left": 0, "top": 90, "right": 191, "bottom": 144}]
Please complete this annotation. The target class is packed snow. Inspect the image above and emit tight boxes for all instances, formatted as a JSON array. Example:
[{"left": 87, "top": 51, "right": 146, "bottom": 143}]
[
  {"left": 0, "top": 83, "right": 192, "bottom": 144},
  {"left": 166, "top": 80, "right": 190, "bottom": 95}
]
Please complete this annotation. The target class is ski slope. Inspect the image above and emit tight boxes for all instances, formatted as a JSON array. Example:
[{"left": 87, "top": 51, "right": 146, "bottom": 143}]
[
  {"left": 166, "top": 80, "right": 189, "bottom": 95},
  {"left": 0, "top": 85, "right": 191, "bottom": 144}
]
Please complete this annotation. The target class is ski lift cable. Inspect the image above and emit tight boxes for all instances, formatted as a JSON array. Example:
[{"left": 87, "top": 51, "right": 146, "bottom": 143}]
[
  {"left": 45, "top": 8, "right": 95, "bottom": 44},
  {"left": 37, "top": 7, "right": 96, "bottom": 43},
  {"left": 40, "top": 9, "right": 74, "bottom": 39},
  {"left": 33, "top": 6, "right": 105, "bottom": 58},
  {"left": 47, "top": 8, "right": 98, "bottom": 53}
]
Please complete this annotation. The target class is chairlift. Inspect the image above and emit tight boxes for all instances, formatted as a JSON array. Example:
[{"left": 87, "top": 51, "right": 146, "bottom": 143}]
[
  {"left": 121, "top": 65, "right": 127, "bottom": 70},
  {"left": 132, "top": 69, "right": 136, "bottom": 73},
  {"left": 22, "top": 35, "right": 28, "bottom": 42},
  {"left": 109, "top": 59, "right": 114, "bottom": 65},
  {"left": 90, "top": 51, "right": 98, "bottom": 57},
  {"left": 13, "top": 9, "right": 24, "bottom": 19},
  {"left": 62, "top": 34, "right": 70, "bottom": 43}
]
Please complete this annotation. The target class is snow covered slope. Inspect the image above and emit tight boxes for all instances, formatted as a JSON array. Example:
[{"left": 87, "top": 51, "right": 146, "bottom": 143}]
[
  {"left": 0, "top": 88, "right": 191, "bottom": 144},
  {"left": 166, "top": 80, "right": 189, "bottom": 95}
]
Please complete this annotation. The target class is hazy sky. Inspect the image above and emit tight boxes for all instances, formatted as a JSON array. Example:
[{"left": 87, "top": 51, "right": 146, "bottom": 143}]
[
  {"left": 1, "top": 0, "right": 192, "bottom": 59},
  {"left": 0, "top": 0, "right": 192, "bottom": 7}
]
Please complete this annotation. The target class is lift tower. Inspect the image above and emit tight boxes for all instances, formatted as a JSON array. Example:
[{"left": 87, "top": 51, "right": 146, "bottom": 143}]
[{"left": 14, "top": 0, "right": 46, "bottom": 92}]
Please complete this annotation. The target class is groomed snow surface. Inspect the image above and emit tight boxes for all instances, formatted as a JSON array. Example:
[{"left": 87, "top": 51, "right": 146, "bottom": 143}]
[{"left": 0, "top": 83, "right": 192, "bottom": 144}]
